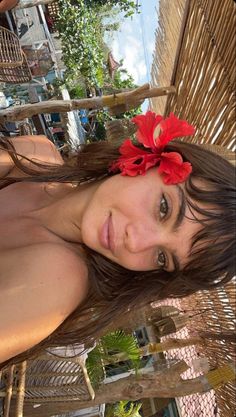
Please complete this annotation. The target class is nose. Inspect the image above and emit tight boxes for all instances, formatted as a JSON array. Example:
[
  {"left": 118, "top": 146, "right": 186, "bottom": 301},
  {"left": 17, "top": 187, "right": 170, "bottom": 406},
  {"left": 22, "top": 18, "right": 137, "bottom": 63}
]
[{"left": 125, "top": 220, "right": 162, "bottom": 253}]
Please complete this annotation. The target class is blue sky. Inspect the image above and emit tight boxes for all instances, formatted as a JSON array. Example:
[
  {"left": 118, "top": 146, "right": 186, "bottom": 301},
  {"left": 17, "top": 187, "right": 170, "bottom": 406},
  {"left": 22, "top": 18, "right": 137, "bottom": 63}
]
[{"left": 105, "top": 0, "right": 159, "bottom": 85}]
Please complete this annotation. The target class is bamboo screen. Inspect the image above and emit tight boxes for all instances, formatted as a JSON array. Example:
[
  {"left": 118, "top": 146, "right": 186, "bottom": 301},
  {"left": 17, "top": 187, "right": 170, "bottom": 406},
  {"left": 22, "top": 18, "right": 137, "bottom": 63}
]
[
  {"left": 180, "top": 281, "right": 236, "bottom": 417},
  {"left": 150, "top": 0, "right": 235, "bottom": 151},
  {"left": 150, "top": 0, "right": 235, "bottom": 416},
  {"left": 150, "top": 0, "right": 186, "bottom": 114}
]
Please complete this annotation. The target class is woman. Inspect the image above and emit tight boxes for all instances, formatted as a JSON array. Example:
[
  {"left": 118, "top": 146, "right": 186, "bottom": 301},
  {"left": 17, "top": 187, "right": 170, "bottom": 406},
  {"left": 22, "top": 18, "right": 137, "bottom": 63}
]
[{"left": 0, "top": 112, "right": 235, "bottom": 369}]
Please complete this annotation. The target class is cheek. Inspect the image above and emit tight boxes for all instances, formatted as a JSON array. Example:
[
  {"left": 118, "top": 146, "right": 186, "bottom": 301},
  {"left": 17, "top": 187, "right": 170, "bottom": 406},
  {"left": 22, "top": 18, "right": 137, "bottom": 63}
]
[
  {"left": 119, "top": 253, "right": 153, "bottom": 272},
  {"left": 80, "top": 206, "right": 100, "bottom": 248}
]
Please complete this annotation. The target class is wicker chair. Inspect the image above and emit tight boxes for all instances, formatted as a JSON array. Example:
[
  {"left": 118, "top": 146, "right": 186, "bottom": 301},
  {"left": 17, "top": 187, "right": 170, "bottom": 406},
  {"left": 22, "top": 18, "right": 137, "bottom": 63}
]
[
  {"left": 0, "top": 27, "right": 23, "bottom": 68},
  {"left": 0, "top": 362, "right": 26, "bottom": 417},
  {"left": 23, "top": 353, "right": 95, "bottom": 404},
  {"left": 0, "top": 353, "right": 94, "bottom": 417},
  {"left": 0, "top": 26, "right": 32, "bottom": 83}
]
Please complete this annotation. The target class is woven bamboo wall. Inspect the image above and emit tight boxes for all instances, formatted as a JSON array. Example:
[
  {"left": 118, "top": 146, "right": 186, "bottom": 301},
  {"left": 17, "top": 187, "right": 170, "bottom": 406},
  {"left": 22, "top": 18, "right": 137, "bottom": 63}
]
[
  {"left": 151, "top": 1, "right": 235, "bottom": 416},
  {"left": 150, "top": 0, "right": 187, "bottom": 114},
  {"left": 150, "top": 0, "right": 236, "bottom": 151},
  {"left": 181, "top": 280, "right": 236, "bottom": 417}
]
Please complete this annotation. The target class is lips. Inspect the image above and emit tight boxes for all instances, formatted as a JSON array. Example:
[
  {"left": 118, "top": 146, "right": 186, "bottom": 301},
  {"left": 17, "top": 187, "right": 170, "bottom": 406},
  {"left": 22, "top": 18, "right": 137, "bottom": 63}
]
[{"left": 100, "top": 213, "right": 115, "bottom": 254}]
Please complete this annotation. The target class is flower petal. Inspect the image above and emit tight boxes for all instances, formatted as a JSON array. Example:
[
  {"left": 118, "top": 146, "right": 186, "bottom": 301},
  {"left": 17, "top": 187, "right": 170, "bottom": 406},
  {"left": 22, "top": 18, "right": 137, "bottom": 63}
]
[
  {"left": 119, "top": 139, "right": 148, "bottom": 157},
  {"left": 156, "top": 113, "right": 195, "bottom": 149},
  {"left": 132, "top": 111, "right": 162, "bottom": 149},
  {"left": 110, "top": 140, "right": 160, "bottom": 176},
  {"left": 158, "top": 152, "right": 192, "bottom": 184}
]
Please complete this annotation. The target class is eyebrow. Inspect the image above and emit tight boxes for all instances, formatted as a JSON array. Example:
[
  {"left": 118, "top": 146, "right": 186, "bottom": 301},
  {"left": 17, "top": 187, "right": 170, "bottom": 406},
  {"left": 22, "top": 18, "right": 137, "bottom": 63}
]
[
  {"left": 170, "top": 185, "right": 186, "bottom": 271},
  {"left": 173, "top": 185, "right": 186, "bottom": 232}
]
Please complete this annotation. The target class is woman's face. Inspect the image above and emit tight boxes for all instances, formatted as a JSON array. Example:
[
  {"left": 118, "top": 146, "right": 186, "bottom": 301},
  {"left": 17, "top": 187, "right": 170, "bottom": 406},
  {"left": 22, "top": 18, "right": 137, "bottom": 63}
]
[{"left": 80, "top": 168, "right": 202, "bottom": 272}]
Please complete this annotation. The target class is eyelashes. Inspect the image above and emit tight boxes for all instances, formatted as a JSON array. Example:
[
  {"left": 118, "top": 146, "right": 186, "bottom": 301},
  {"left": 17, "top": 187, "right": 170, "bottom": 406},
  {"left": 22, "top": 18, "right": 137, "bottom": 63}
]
[
  {"left": 160, "top": 194, "right": 169, "bottom": 219},
  {"left": 156, "top": 249, "right": 167, "bottom": 268},
  {"left": 155, "top": 194, "right": 170, "bottom": 269}
]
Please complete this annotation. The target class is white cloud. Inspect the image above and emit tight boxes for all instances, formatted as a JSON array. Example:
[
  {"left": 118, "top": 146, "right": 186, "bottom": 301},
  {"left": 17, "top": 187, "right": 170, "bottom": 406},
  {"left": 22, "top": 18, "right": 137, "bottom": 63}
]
[
  {"left": 111, "top": 32, "right": 147, "bottom": 84},
  {"left": 111, "top": 38, "right": 122, "bottom": 60},
  {"left": 109, "top": 2, "right": 158, "bottom": 85},
  {"left": 121, "top": 14, "right": 141, "bottom": 36}
]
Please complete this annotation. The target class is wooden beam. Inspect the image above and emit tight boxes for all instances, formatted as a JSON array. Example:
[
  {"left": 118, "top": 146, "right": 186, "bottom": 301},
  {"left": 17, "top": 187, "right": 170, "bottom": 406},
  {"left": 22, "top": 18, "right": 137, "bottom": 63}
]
[{"left": 0, "top": 85, "right": 176, "bottom": 123}]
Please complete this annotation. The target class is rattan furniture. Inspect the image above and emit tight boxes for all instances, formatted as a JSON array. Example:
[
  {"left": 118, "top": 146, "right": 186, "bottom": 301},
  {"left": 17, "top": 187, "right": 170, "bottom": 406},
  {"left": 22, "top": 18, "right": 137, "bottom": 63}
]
[
  {"left": 0, "top": 361, "right": 26, "bottom": 417},
  {"left": 0, "top": 27, "right": 23, "bottom": 68},
  {"left": 0, "top": 353, "right": 94, "bottom": 417},
  {"left": 0, "top": 26, "right": 32, "bottom": 84}
]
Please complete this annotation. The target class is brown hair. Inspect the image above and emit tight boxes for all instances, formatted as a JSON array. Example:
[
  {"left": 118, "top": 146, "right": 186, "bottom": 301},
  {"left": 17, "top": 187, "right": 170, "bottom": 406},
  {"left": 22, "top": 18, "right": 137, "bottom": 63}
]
[{"left": 0, "top": 136, "right": 235, "bottom": 369}]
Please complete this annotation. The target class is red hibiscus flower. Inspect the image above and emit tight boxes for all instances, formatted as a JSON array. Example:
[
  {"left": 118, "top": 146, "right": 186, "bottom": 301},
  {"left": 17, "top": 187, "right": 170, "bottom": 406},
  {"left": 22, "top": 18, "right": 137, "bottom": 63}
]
[
  {"left": 109, "top": 111, "right": 195, "bottom": 185},
  {"left": 110, "top": 139, "right": 160, "bottom": 176}
]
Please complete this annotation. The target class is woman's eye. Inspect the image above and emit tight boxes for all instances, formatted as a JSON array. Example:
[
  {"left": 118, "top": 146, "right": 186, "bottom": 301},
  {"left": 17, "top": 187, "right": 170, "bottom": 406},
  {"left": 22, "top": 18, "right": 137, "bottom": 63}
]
[
  {"left": 156, "top": 250, "right": 167, "bottom": 269},
  {"left": 160, "top": 195, "right": 168, "bottom": 219}
]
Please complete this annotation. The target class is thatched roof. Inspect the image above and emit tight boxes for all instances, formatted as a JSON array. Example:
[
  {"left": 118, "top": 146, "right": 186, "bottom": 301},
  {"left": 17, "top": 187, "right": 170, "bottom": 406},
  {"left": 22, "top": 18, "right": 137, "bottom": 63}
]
[{"left": 107, "top": 51, "right": 121, "bottom": 79}]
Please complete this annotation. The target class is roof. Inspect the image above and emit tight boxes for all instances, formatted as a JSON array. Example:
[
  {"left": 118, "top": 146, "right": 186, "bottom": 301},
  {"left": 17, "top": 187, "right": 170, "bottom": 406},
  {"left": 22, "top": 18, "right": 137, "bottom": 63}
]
[{"left": 107, "top": 52, "right": 121, "bottom": 79}]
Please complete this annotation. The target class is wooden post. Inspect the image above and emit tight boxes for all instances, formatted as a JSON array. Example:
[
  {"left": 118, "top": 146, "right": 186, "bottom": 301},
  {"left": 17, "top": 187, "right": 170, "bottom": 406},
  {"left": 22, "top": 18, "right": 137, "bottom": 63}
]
[{"left": 0, "top": 85, "right": 176, "bottom": 123}]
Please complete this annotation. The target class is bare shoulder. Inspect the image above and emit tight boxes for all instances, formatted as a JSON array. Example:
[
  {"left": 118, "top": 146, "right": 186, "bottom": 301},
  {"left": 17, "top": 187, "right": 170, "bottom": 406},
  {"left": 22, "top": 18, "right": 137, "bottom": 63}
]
[
  {"left": 7, "top": 242, "right": 89, "bottom": 310},
  {"left": 0, "top": 134, "right": 63, "bottom": 178},
  {"left": 0, "top": 243, "right": 88, "bottom": 363},
  {"left": 10, "top": 134, "right": 64, "bottom": 165},
  {"left": 25, "top": 241, "right": 87, "bottom": 286}
]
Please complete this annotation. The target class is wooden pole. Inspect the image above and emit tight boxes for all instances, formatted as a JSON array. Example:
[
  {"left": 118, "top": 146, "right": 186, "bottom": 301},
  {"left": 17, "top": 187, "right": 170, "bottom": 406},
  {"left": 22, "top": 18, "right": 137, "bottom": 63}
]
[
  {"left": 15, "top": 361, "right": 27, "bottom": 417},
  {"left": 103, "top": 337, "right": 204, "bottom": 365},
  {"left": 0, "top": 85, "right": 176, "bottom": 123}
]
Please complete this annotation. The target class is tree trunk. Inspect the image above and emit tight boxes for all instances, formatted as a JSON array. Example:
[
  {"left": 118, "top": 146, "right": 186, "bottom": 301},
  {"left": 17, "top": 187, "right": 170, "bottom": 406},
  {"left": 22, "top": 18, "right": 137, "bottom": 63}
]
[{"left": 16, "top": 0, "right": 54, "bottom": 9}]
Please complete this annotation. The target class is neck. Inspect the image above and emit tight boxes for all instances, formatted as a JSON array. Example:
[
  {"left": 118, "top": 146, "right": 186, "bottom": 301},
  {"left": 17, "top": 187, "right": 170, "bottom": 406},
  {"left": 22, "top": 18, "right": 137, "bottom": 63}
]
[{"left": 31, "top": 181, "right": 100, "bottom": 244}]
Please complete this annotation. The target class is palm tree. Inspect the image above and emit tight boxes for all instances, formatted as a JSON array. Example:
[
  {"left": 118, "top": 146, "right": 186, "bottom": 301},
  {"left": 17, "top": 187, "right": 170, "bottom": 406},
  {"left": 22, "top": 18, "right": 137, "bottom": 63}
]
[
  {"left": 106, "top": 400, "right": 142, "bottom": 417},
  {"left": 86, "top": 330, "right": 141, "bottom": 387}
]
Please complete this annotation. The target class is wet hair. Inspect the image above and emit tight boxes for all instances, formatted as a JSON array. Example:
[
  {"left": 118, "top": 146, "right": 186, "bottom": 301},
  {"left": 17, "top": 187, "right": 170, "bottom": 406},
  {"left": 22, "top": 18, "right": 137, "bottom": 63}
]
[{"left": 0, "top": 136, "right": 235, "bottom": 369}]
